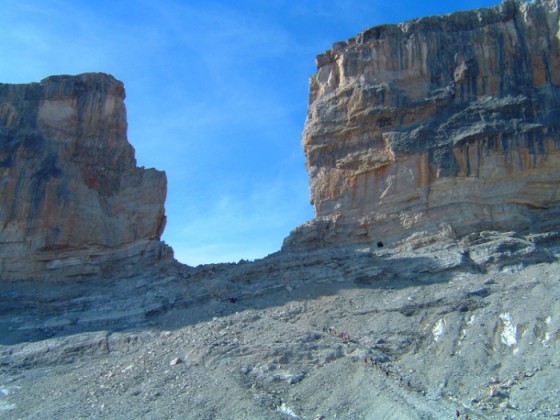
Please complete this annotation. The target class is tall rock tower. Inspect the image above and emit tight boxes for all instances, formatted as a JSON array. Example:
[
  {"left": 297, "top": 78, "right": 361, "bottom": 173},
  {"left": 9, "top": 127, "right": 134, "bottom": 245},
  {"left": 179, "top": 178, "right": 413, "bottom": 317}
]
[
  {"left": 285, "top": 0, "right": 560, "bottom": 250},
  {"left": 0, "top": 73, "right": 171, "bottom": 280}
]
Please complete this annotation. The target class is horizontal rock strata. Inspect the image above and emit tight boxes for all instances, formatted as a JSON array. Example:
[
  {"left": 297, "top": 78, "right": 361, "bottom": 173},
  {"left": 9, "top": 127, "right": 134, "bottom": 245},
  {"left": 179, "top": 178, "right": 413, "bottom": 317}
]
[
  {"left": 285, "top": 0, "right": 560, "bottom": 250},
  {"left": 0, "top": 73, "right": 171, "bottom": 281},
  {"left": 2, "top": 229, "right": 560, "bottom": 418}
]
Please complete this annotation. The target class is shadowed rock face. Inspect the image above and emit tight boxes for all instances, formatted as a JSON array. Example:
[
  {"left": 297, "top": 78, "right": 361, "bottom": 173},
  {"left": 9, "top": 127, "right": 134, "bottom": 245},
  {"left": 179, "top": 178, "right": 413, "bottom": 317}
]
[
  {"left": 0, "top": 73, "right": 171, "bottom": 280},
  {"left": 285, "top": 0, "right": 560, "bottom": 250}
]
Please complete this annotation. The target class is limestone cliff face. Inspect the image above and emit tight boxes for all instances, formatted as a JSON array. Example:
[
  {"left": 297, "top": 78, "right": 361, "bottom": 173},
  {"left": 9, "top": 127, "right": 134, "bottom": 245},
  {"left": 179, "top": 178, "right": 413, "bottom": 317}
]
[
  {"left": 0, "top": 73, "right": 170, "bottom": 280},
  {"left": 285, "top": 0, "right": 560, "bottom": 249}
]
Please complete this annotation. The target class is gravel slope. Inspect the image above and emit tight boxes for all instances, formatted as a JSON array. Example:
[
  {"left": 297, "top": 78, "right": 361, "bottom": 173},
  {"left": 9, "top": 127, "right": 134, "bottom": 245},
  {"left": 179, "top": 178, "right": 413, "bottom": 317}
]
[{"left": 1, "top": 230, "right": 560, "bottom": 419}]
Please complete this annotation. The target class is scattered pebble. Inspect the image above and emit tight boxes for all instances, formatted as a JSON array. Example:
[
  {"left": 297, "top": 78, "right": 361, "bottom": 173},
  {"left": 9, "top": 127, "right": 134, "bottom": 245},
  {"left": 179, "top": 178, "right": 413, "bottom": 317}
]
[{"left": 169, "top": 357, "right": 182, "bottom": 366}]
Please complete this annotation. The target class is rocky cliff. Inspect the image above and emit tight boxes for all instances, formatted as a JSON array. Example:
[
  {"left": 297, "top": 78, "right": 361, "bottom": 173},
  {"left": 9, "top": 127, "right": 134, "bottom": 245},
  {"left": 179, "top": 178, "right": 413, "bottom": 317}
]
[
  {"left": 0, "top": 73, "right": 171, "bottom": 281},
  {"left": 285, "top": 0, "right": 560, "bottom": 250},
  {"left": 2, "top": 4, "right": 560, "bottom": 419}
]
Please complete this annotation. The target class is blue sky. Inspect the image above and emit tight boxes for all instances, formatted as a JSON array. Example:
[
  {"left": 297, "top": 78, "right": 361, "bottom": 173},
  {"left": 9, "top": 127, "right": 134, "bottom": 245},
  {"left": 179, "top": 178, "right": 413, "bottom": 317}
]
[{"left": 1, "top": 0, "right": 501, "bottom": 266}]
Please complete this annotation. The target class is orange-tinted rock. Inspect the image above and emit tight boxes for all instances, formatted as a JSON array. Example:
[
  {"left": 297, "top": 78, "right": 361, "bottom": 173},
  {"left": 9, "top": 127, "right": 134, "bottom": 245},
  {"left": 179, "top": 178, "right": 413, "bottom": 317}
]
[
  {"left": 285, "top": 0, "right": 560, "bottom": 250},
  {"left": 0, "top": 73, "right": 171, "bottom": 280}
]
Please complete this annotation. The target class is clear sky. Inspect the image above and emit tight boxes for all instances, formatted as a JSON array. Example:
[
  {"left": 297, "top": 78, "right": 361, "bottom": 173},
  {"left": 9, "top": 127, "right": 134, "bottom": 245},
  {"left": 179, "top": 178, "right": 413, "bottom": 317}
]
[{"left": 1, "top": 0, "right": 501, "bottom": 266}]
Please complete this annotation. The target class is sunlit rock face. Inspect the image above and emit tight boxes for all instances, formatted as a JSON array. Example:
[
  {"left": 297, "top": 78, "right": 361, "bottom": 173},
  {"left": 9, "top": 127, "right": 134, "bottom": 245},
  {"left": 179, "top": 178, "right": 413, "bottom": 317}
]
[
  {"left": 0, "top": 73, "right": 171, "bottom": 280},
  {"left": 285, "top": 0, "right": 560, "bottom": 250}
]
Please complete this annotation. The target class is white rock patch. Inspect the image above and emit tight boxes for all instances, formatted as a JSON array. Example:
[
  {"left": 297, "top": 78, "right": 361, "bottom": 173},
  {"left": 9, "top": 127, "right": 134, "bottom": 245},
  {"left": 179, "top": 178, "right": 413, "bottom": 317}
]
[
  {"left": 0, "top": 386, "right": 18, "bottom": 411},
  {"left": 277, "top": 402, "right": 299, "bottom": 418},
  {"left": 499, "top": 313, "right": 517, "bottom": 347},
  {"left": 433, "top": 318, "right": 446, "bottom": 342}
]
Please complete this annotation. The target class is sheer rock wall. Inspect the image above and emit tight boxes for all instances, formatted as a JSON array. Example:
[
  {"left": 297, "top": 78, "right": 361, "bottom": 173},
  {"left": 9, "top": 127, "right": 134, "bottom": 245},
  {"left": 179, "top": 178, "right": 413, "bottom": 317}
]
[
  {"left": 285, "top": 0, "right": 560, "bottom": 250},
  {"left": 0, "top": 73, "right": 171, "bottom": 280}
]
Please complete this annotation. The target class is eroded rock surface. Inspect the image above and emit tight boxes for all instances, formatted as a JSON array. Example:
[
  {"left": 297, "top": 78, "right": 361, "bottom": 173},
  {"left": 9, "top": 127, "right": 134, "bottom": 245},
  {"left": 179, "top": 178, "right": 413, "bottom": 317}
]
[
  {"left": 1, "top": 230, "right": 560, "bottom": 418},
  {"left": 0, "top": 73, "right": 171, "bottom": 281},
  {"left": 2, "top": 3, "right": 560, "bottom": 419},
  {"left": 285, "top": 0, "right": 560, "bottom": 250}
]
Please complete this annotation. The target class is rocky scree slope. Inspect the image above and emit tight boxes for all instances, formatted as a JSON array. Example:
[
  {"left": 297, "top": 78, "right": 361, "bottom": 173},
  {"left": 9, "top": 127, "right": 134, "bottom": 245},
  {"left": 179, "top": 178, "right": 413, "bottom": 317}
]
[
  {"left": 285, "top": 0, "right": 560, "bottom": 250},
  {"left": 1, "top": 231, "right": 560, "bottom": 418},
  {"left": 0, "top": 73, "right": 172, "bottom": 281}
]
